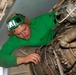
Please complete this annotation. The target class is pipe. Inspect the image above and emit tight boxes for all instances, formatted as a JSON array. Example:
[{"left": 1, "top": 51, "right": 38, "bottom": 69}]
[{"left": 58, "top": 27, "right": 76, "bottom": 48}]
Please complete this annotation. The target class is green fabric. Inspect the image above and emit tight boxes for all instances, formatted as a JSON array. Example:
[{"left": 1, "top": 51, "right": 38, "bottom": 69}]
[
  {"left": 0, "top": 11, "right": 56, "bottom": 68},
  {"left": 7, "top": 14, "right": 24, "bottom": 30}
]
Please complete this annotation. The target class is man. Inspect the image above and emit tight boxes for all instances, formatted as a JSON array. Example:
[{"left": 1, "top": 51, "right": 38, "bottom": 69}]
[{"left": 0, "top": 11, "right": 56, "bottom": 68}]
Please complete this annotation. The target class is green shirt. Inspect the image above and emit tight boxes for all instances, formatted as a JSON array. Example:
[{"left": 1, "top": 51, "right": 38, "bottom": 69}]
[{"left": 0, "top": 11, "right": 56, "bottom": 67}]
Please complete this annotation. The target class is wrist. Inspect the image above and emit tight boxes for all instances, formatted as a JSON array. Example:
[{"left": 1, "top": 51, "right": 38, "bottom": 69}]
[{"left": 17, "top": 56, "right": 24, "bottom": 65}]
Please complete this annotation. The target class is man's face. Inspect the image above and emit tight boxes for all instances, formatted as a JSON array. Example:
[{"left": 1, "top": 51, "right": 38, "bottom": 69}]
[{"left": 13, "top": 23, "right": 31, "bottom": 40}]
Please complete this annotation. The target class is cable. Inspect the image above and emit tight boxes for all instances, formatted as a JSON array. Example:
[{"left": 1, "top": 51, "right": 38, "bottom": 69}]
[{"left": 59, "top": 6, "right": 76, "bottom": 23}]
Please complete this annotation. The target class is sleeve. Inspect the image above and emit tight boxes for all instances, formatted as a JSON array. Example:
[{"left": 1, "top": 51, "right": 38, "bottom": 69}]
[
  {"left": 0, "top": 52, "right": 18, "bottom": 68},
  {"left": 0, "top": 36, "right": 21, "bottom": 68}
]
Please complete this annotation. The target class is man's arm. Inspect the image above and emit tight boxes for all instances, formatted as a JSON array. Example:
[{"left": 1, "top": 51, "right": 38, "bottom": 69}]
[{"left": 17, "top": 53, "right": 40, "bottom": 65}]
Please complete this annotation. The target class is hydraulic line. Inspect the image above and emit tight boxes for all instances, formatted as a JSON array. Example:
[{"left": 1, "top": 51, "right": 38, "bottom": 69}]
[{"left": 53, "top": 50, "right": 65, "bottom": 75}]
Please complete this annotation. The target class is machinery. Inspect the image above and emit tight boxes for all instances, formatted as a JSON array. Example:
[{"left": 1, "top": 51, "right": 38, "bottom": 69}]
[
  {"left": 0, "top": 0, "right": 14, "bottom": 20},
  {"left": 31, "top": 24, "right": 76, "bottom": 75},
  {"left": 30, "top": 0, "right": 76, "bottom": 75}
]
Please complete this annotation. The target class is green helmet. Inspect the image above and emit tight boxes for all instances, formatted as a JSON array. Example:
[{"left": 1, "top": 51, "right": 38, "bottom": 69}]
[{"left": 7, "top": 14, "right": 25, "bottom": 30}]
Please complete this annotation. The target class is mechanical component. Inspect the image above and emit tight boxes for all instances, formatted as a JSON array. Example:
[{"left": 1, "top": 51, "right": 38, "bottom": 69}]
[
  {"left": 0, "top": 0, "right": 15, "bottom": 20},
  {"left": 59, "top": 0, "right": 76, "bottom": 23},
  {"left": 52, "top": 0, "right": 76, "bottom": 23},
  {"left": 30, "top": 23, "right": 76, "bottom": 75},
  {"left": 57, "top": 27, "right": 76, "bottom": 48}
]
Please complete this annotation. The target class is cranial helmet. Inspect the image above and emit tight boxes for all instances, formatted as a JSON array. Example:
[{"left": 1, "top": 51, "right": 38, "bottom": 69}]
[{"left": 6, "top": 13, "right": 25, "bottom": 30}]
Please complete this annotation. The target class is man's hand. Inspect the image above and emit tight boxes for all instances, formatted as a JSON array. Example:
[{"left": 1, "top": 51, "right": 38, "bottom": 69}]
[{"left": 17, "top": 53, "right": 40, "bottom": 65}]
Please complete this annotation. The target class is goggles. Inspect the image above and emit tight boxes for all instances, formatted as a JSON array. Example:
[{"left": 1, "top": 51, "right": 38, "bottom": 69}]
[{"left": 7, "top": 14, "right": 24, "bottom": 30}]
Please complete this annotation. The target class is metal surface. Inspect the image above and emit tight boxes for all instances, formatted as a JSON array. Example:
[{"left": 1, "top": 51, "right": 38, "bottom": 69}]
[
  {"left": 30, "top": 24, "right": 76, "bottom": 75},
  {"left": 0, "top": 0, "right": 14, "bottom": 20}
]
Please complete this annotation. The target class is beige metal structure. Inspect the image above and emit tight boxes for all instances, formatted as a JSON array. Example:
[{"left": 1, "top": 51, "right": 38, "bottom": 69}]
[{"left": 0, "top": 0, "right": 14, "bottom": 20}]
